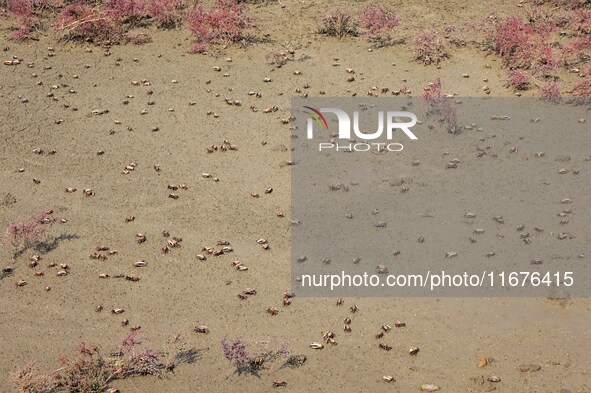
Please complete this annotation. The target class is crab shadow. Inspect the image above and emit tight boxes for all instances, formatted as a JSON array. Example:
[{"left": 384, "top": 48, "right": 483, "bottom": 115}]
[
  {"left": 235, "top": 360, "right": 265, "bottom": 378},
  {"left": 166, "top": 347, "right": 203, "bottom": 374},
  {"left": 25, "top": 233, "right": 79, "bottom": 257},
  {"left": 234, "top": 354, "right": 307, "bottom": 378},
  {"left": 11, "top": 233, "right": 79, "bottom": 260},
  {"left": 174, "top": 347, "right": 202, "bottom": 366}
]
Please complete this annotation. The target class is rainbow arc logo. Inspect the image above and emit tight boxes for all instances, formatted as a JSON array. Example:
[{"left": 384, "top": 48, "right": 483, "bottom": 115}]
[{"left": 303, "top": 106, "right": 329, "bottom": 130}]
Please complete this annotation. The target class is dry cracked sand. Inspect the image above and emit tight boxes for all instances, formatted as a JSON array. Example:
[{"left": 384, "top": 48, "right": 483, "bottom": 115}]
[{"left": 1, "top": 0, "right": 590, "bottom": 392}]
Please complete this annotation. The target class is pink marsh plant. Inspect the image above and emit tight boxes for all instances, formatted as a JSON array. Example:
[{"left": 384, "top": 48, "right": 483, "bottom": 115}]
[
  {"left": 10, "top": 332, "right": 190, "bottom": 393},
  {"left": 358, "top": 3, "right": 399, "bottom": 36},
  {"left": 5, "top": 0, "right": 39, "bottom": 41},
  {"left": 539, "top": 81, "right": 562, "bottom": 102},
  {"left": 410, "top": 29, "right": 449, "bottom": 65},
  {"left": 506, "top": 69, "right": 531, "bottom": 90},
  {"left": 185, "top": 0, "right": 254, "bottom": 50},
  {"left": 422, "top": 78, "right": 460, "bottom": 134},
  {"left": 4, "top": 210, "right": 57, "bottom": 259}
]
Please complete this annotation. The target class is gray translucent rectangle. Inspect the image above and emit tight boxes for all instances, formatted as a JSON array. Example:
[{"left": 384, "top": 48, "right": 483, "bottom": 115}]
[{"left": 291, "top": 97, "right": 590, "bottom": 297}]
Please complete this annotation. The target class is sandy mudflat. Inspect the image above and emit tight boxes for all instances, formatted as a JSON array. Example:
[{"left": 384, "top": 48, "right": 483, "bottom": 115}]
[{"left": 1, "top": 0, "right": 590, "bottom": 392}]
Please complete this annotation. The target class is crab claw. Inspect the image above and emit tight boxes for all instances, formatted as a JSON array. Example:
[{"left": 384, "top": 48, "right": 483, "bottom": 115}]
[{"left": 309, "top": 342, "right": 324, "bottom": 349}]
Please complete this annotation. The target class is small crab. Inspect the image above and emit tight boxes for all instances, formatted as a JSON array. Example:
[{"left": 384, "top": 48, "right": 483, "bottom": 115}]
[
  {"left": 272, "top": 380, "right": 287, "bottom": 388},
  {"left": 194, "top": 325, "right": 209, "bottom": 334},
  {"left": 233, "top": 261, "right": 248, "bottom": 271},
  {"left": 493, "top": 215, "right": 504, "bottom": 224}
]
